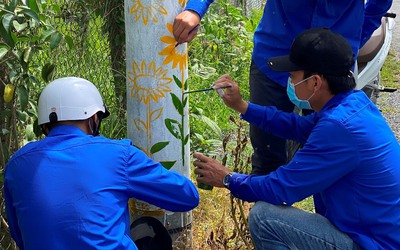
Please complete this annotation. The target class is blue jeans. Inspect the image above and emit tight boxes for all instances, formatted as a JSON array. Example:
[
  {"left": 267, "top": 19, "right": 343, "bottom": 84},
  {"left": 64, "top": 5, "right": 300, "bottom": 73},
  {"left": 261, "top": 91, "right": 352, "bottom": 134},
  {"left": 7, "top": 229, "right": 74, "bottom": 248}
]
[{"left": 248, "top": 202, "right": 362, "bottom": 250}]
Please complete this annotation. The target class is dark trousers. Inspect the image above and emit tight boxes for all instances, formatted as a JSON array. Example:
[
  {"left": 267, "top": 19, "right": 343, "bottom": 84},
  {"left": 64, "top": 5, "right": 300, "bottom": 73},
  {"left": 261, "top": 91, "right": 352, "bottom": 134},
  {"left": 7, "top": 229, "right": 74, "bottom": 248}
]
[{"left": 249, "top": 61, "right": 295, "bottom": 175}]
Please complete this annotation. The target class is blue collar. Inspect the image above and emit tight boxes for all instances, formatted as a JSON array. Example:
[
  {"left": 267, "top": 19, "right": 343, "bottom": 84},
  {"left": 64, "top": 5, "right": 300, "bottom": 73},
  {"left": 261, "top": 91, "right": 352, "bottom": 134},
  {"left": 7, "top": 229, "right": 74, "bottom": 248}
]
[
  {"left": 48, "top": 125, "right": 88, "bottom": 137},
  {"left": 320, "top": 90, "right": 355, "bottom": 113}
]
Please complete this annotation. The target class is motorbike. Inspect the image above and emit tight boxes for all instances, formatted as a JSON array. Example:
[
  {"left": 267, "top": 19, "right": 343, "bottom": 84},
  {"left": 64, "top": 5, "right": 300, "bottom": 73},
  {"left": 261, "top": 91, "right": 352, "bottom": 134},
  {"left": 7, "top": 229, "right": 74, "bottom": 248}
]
[{"left": 355, "top": 12, "right": 397, "bottom": 103}]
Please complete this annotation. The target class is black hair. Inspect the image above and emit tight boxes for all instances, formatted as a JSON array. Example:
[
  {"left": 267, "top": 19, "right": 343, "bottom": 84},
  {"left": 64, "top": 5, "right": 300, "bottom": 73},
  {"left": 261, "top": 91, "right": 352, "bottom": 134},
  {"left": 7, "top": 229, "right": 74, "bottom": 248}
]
[
  {"left": 41, "top": 111, "right": 105, "bottom": 136},
  {"left": 304, "top": 71, "right": 356, "bottom": 95}
]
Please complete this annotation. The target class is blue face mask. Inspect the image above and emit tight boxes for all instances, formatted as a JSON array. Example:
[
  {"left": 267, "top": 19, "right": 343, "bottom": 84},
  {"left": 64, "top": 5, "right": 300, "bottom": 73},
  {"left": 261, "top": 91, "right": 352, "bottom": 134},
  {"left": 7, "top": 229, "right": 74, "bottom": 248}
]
[{"left": 286, "top": 76, "right": 315, "bottom": 110}]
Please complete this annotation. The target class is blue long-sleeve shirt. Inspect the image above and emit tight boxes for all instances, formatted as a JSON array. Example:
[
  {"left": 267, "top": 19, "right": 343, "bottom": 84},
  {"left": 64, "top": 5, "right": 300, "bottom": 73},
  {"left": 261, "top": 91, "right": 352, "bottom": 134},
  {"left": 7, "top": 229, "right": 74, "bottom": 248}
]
[
  {"left": 4, "top": 125, "right": 199, "bottom": 250},
  {"left": 185, "top": 0, "right": 392, "bottom": 87},
  {"left": 228, "top": 90, "right": 400, "bottom": 249}
]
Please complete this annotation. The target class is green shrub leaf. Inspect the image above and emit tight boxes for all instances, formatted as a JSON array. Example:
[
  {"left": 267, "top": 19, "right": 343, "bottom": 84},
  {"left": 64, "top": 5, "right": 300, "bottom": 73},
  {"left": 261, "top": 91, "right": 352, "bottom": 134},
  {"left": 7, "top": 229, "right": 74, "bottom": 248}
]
[
  {"left": 12, "top": 20, "right": 28, "bottom": 32},
  {"left": 2, "top": 14, "right": 14, "bottom": 33},
  {"left": 16, "top": 85, "right": 29, "bottom": 111},
  {"left": 27, "top": 0, "right": 40, "bottom": 13},
  {"left": 0, "top": 45, "right": 9, "bottom": 60},
  {"left": 41, "top": 63, "right": 55, "bottom": 82},
  {"left": 49, "top": 32, "right": 62, "bottom": 50},
  {"left": 65, "top": 35, "right": 73, "bottom": 49},
  {"left": 20, "top": 9, "right": 40, "bottom": 23}
]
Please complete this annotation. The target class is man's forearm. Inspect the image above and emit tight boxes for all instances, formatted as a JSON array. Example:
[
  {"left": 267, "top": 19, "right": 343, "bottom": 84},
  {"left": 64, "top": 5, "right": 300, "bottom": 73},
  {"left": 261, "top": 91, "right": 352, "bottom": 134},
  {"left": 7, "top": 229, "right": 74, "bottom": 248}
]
[{"left": 361, "top": 0, "right": 393, "bottom": 47}]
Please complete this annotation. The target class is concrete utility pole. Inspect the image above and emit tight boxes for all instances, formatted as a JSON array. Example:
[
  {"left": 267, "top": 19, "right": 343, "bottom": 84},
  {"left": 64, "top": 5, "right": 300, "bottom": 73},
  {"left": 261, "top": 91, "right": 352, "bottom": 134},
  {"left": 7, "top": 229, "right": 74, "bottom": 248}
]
[{"left": 124, "top": 0, "right": 192, "bottom": 247}]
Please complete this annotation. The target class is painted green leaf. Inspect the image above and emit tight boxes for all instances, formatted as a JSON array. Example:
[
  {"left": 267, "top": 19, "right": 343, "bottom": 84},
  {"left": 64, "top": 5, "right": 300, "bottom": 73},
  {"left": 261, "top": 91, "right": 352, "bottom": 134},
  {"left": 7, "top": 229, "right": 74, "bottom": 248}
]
[
  {"left": 150, "top": 141, "right": 169, "bottom": 154},
  {"left": 165, "top": 118, "right": 181, "bottom": 139},
  {"left": 173, "top": 75, "right": 182, "bottom": 88},
  {"left": 184, "top": 79, "right": 188, "bottom": 91},
  {"left": 182, "top": 96, "right": 188, "bottom": 107},
  {"left": 160, "top": 161, "right": 176, "bottom": 170},
  {"left": 170, "top": 93, "right": 183, "bottom": 115},
  {"left": 183, "top": 134, "right": 189, "bottom": 145}
]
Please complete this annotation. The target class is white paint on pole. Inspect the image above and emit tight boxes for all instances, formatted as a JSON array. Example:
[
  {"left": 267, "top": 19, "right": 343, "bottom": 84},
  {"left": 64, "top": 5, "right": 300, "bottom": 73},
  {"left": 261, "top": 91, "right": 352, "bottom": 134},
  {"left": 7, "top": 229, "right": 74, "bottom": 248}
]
[{"left": 124, "top": 0, "right": 192, "bottom": 246}]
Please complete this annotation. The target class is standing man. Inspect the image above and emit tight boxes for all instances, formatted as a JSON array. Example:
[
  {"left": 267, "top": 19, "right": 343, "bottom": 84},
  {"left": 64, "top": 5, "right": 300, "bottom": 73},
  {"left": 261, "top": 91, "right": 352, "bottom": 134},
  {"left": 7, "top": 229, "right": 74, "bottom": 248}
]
[
  {"left": 174, "top": 0, "right": 393, "bottom": 175},
  {"left": 193, "top": 28, "right": 400, "bottom": 249},
  {"left": 4, "top": 77, "right": 199, "bottom": 250}
]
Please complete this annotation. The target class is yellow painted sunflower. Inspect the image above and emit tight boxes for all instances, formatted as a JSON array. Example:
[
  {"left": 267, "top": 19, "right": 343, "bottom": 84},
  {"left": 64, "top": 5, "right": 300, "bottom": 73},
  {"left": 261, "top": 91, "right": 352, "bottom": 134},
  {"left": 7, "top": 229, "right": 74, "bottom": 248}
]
[
  {"left": 179, "top": 0, "right": 187, "bottom": 8},
  {"left": 128, "top": 61, "right": 172, "bottom": 104},
  {"left": 130, "top": 0, "right": 167, "bottom": 25},
  {"left": 159, "top": 23, "right": 188, "bottom": 72}
]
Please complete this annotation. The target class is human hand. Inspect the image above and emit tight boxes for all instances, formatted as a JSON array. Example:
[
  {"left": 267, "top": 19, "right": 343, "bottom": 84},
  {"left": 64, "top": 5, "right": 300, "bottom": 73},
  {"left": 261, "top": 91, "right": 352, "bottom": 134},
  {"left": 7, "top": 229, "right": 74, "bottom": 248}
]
[
  {"left": 193, "top": 152, "right": 231, "bottom": 188},
  {"left": 213, "top": 74, "right": 248, "bottom": 114},
  {"left": 173, "top": 10, "right": 200, "bottom": 44}
]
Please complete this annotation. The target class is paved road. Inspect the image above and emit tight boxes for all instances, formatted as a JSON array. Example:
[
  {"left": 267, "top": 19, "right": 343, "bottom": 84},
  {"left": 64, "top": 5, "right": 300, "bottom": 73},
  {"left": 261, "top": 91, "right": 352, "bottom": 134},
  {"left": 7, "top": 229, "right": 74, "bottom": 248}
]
[
  {"left": 378, "top": 2, "right": 400, "bottom": 140},
  {"left": 390, "top": 1, "right": 399, "bottom": 56}
]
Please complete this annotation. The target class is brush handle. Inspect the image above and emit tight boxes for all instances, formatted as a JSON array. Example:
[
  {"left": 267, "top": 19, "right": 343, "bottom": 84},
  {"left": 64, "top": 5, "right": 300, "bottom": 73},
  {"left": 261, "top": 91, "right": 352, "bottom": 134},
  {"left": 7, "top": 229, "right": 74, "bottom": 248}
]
[{"left": 183, "top": 86, "right": 231, "bottom": 94}]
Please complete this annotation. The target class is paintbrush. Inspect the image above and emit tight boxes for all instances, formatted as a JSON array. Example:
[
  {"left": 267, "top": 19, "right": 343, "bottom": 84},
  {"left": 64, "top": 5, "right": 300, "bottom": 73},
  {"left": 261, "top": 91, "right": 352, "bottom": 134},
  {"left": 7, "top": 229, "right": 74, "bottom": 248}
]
[
  {"left": 183, "top": 85, "right": 232, "bottom": 95},
  {"left": 173, "top": 23, "right": 200, "bottom": 49}
]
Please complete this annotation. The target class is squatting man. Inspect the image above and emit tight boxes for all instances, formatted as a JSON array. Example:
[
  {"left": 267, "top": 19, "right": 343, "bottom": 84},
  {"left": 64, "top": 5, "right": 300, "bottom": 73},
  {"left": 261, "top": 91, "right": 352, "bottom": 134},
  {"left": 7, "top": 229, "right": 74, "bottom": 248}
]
[{"left": 193, "top": 28, "right": 400, "bottom": 249}]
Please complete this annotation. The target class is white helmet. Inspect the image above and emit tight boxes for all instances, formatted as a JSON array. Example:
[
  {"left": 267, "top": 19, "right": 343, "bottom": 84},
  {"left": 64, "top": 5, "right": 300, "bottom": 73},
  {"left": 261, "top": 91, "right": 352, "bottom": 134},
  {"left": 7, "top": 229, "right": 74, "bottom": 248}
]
[{"left": 38, "top": 77, "right": 109, "bottom": 125}]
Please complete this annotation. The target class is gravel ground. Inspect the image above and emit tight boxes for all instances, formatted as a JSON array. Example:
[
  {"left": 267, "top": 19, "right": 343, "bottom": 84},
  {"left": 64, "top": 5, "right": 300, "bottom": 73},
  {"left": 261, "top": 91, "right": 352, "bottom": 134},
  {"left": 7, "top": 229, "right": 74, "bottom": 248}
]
[
  {"left": 377, "top": 4, "right": 400, "bottom": 140},
  {"left": 378, "top": 90, "right": 400, "bottom": 141},
  {"left": 390, "top": 1, "right": 400, "bottom": 55}
]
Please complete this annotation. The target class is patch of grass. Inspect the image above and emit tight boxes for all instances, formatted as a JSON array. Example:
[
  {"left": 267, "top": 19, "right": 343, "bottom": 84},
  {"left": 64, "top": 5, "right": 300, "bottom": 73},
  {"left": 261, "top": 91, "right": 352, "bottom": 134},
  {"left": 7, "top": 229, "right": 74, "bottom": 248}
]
[
  {"left": 381, "top": 50, "right": 400, "bottom": 89},
  {"left": 192, "top": 188, "right": 236, "bottom": 249},
  {"left": 379, "top": 106, "right": 400, "bottom": 115},
  {"left": 294, "top": 196, "right": 315, "bottom": 213}
]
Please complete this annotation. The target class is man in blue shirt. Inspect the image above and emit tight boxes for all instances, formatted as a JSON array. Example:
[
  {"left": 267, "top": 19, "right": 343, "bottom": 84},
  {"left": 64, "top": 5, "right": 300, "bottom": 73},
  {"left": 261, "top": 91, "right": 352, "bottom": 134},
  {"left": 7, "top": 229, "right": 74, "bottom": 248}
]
[
  {"left": 193, "top": 28, "right": 400, "bottom": 249},
  {"left": 174, "top": 0, "right": 393, "bottom": 175},
  {"left": 4, "top": 77, "right": 199, "bottom": 250}
]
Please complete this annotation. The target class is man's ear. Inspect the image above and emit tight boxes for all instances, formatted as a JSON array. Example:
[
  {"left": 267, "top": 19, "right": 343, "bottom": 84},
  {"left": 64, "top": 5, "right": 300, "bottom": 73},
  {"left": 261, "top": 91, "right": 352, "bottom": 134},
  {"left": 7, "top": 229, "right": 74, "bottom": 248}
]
[
  {"left": 90, "top": 113, "right": 99, "bottom": 123},
  {"left": 313, "top": 74, "right": 324, "bottom": 91},
  {"left": 41, "top": 124, "right": 50, "bottom": 136}
]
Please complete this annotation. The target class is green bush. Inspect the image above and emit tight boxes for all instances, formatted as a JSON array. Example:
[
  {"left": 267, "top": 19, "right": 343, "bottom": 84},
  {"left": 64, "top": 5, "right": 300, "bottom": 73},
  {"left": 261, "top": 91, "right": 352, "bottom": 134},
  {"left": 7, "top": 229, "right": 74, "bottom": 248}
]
[{"left": 188, "top": 0, "right": 263, "bottom": 153}]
